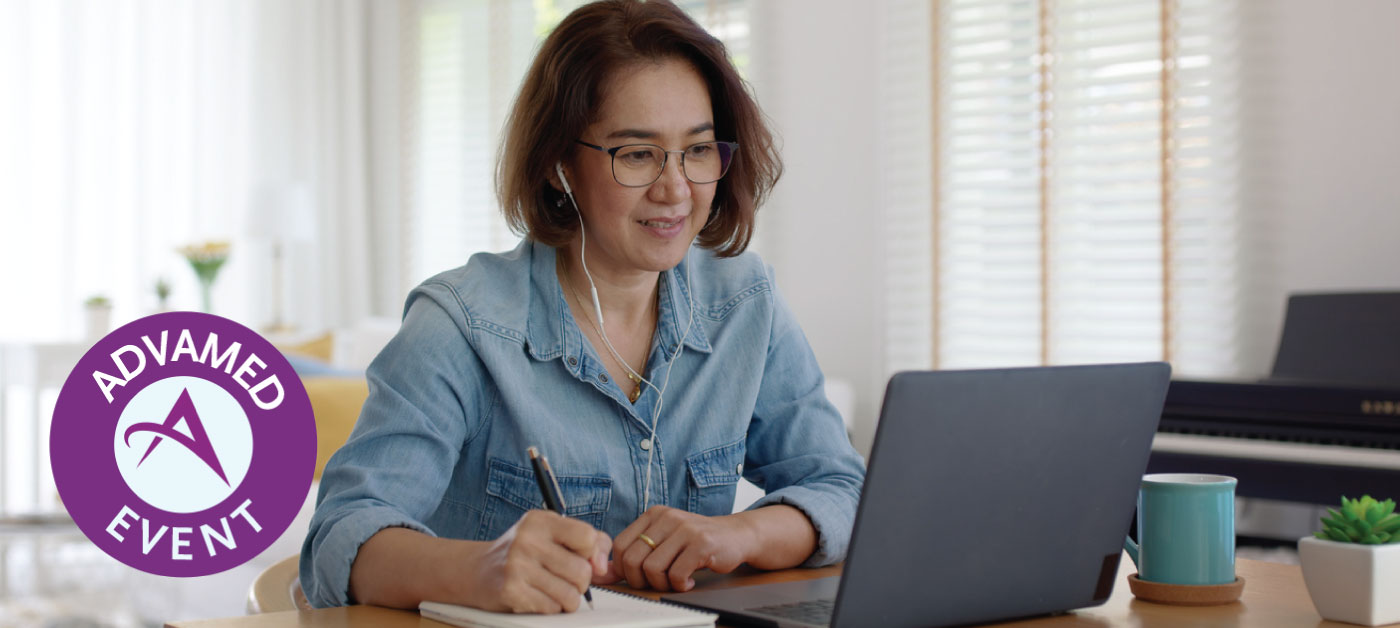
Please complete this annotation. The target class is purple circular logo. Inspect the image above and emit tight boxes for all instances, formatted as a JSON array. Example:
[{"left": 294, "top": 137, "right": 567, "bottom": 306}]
[{"left": 51, "top": 312, "right": 315, "bottom": 577}]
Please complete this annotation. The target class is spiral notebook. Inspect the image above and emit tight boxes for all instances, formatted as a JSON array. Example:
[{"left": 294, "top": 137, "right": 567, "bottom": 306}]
[{"left": 419, "top": 588, "right": 717, "bottom": 628}]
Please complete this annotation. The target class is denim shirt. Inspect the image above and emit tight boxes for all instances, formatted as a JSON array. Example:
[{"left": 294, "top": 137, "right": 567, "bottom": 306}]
[{"left": 300, "top": 240, "right": 866, "bottom": 608}]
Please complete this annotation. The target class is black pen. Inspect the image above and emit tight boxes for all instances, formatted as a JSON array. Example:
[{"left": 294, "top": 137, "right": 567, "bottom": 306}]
[{"left": 528, "top": 446, "right": 594, "bottom": 610}]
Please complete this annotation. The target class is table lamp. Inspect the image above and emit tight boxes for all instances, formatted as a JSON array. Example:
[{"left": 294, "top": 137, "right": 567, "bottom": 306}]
[{"left": 247, "top": 183, "right": 315, "bottom": 333}]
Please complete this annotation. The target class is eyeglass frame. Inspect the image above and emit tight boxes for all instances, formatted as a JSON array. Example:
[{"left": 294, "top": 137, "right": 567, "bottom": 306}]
[{"left": 575, "top": 139, "right": 740, "bottom": 188}]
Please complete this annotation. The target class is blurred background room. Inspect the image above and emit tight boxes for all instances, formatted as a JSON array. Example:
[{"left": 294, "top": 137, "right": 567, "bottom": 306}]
[{"left": 1, "top": 0, "right": 1397, "bottom": 625}]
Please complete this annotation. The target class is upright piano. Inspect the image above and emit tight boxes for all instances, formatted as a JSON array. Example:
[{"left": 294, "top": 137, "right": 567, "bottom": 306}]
[{"left": 1148, "top": 292, "right": 1400, "bottom": 507}]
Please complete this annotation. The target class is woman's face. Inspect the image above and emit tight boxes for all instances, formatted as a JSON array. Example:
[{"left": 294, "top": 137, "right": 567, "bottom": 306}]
[{"left": 564, "top": 57, "right": 717, "bottom": 276}]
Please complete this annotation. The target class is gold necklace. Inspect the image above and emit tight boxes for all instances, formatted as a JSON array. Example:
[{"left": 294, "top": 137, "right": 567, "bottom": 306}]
[{"left": 558, "top": 258, "right": 650, "bottom": 403}]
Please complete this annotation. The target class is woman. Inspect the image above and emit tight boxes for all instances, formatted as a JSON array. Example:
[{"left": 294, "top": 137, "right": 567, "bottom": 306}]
[{"left": 301, "top": 0, "right": 865, "bottom": 613}]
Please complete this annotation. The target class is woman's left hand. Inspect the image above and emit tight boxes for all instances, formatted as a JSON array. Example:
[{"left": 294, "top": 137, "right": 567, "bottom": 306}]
[{"left": 602, "top": 506, "right": 756, "bottom": 592}]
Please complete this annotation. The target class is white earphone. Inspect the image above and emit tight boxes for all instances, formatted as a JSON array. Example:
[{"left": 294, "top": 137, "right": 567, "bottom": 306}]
[
  {"left": 556, "top": 162, "right": 609, "bottom": 343},
  {"left": 554, "top": 161, "right": 572, "bottom": 195},
  {"left": 554, "top": 161, "right": 697, "bottom": 511}
]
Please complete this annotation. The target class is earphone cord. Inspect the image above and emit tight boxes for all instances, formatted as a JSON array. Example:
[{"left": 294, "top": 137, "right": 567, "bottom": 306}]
[
  {"left": 565, "top": 188, "right": 697, "bottom": 511},
  {"left": 575, "top": 205, "right": 654, "bottom": 390},
  {"left": 641, "top": 255, "right": 696, "bottom": 510}
]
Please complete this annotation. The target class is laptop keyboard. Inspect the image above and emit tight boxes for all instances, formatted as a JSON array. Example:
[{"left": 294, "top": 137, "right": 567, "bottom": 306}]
[{"left": 747, "top": 598, "right": 835, "bottom": 625}]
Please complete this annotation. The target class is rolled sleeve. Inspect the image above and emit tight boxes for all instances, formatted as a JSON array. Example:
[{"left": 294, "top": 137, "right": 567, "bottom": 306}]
[
  {"left": 300, "top": 503, "right": 436, "bottom": 607},
  {"left": 742, "top": 271, "right": 866, "bottom": 568},
  {"left": 299, "top": 288, "right": 485, "bottom": 607},
  {"left": 747, "top": 481, "right": 858, "bottom": 567}
]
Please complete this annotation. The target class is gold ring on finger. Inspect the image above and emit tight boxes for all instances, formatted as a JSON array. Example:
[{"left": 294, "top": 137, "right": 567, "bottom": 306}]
[{"left": 638, "top": 533, "right": 658, "bottom": 550}]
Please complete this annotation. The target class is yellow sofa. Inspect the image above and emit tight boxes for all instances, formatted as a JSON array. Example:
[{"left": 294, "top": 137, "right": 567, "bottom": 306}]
[
  {"left": 302, "top": 377, "right": 367, "bottom": 479},
  {"left": 279, "top": 333, "right": 368, "bottom": 479}
]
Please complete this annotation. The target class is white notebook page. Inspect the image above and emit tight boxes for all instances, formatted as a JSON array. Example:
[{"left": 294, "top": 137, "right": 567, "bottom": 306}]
[{"left": 419, "top": 588, "right": 716, "bottom": 628}]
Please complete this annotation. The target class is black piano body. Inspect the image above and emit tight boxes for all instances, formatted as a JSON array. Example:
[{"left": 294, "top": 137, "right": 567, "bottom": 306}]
[
  {"left": 1150, "top": 378, "right": 1400, "bottom": 505},
  {"left": 1147, "top": 292, "right": 1400, "bottom": 508}
]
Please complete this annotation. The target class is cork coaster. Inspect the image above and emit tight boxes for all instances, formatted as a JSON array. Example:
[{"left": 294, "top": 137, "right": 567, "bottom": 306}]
[{"left": 1127, "top": 573, "right": 1245, "bottom": 606}]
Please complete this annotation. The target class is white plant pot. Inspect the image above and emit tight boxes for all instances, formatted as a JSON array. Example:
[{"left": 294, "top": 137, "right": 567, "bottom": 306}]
[
  {"left": 1298, "top": 536, "right": 1400, "bottom": 626},
  {"left": 84, "top": 304, "right": 112, "bottom": 341}
]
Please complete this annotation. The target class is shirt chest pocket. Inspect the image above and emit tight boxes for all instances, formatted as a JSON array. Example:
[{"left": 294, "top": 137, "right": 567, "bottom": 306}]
[
  {"left": 686, "top": 438, "right": 746, "bottom": 515},
  {"left": 478, "top": 458, "right": 612, "bottom": 541}
]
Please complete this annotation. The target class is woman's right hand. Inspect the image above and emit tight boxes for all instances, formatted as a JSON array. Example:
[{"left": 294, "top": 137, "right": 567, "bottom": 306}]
[{"left": 456, "top": 509, "right": 612, "bottom": 613}]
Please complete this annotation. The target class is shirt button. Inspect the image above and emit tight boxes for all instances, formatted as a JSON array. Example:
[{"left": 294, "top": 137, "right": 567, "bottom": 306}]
[
  {"left": 599, "top": 373, "right": 609, "bottom": 383},
  {"left": 737, "top": 463, "right": 743, "bottom": 474},
  {"left": 568, "top": 356, "right": 578, "bottom": 366},
  {"left": 639, "top": 438, "right": 652, "bottom": 451}
]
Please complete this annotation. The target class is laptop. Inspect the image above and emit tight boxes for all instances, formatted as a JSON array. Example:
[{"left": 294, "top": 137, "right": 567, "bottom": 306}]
[{"left": 662, "top": 362, "right": 1171, "bottom": 628}]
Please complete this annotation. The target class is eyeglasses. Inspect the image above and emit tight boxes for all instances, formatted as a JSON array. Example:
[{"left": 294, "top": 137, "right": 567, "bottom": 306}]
[{"left": 576, "top": 140, "right": 739, "bottom": 188}]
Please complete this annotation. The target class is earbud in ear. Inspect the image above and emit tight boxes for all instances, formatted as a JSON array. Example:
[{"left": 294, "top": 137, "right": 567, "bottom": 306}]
[{"left": 555, "top": 162, "right": 573, "bottom": 195}]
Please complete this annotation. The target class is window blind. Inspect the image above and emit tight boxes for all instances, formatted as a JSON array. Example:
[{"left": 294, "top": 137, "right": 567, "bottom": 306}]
[
  {"left": 1163, "top": 0, "right": 1244, "bottom": 377},
  {"left": 938, "top": 0, "right": 1045, "bottom": 368},
  {"left": 1048, "top": 0, "right": 1169, "bottom": 366},
  {"left": 882, "top": 0, "right": 1243, "bottom": 376}
]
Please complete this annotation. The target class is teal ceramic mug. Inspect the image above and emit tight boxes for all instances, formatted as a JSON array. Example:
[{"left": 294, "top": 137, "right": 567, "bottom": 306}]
[{"left": 1123, "top": 473, "right": 1237, "bottom": 585}]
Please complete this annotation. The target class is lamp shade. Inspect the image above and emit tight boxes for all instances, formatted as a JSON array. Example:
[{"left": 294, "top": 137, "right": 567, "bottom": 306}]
[{"left": 247, "top": 182, "right": 316, "bottom": 242}]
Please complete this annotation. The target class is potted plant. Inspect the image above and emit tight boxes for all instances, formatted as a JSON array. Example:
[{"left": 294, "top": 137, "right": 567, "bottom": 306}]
[
  {"left": 155, "top": 276, "right": 172, "bottom": 311},
  {"left": 1298, "top": 495, "right": 1400, "bottom": 626},
  {"left": 83, "top": 294, "right": 112, "bottom": 340}
]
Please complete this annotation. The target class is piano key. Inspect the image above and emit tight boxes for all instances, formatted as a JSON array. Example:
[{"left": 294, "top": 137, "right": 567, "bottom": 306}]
[{"left": 1153, "top": 432, "right": 1400, "bottom": 471}]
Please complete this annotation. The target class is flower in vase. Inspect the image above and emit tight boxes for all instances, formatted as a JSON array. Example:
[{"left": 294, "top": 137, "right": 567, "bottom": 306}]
[{"left": 178, "top": 241, "right": 231, "bottom": 313}]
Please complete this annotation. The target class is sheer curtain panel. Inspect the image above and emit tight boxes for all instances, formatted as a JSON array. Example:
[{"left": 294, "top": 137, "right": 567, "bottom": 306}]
[{"left": 0, "top": 0, "right": 256, "bottom": 338}]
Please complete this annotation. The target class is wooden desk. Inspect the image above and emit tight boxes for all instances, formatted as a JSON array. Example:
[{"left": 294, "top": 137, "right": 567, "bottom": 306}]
[{"left": 166, "top": 557, "right": 1372, "bottom": 628}]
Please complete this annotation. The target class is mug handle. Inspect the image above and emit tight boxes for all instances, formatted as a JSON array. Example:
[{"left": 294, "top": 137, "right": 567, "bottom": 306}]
[{"left": 1123, "top": 536, "right": 1140, "bottom": 570}]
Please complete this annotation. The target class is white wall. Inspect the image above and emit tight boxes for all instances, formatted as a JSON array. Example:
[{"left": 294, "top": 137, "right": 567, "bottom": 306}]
[
  {"left": 749, "top": 0, "right": 1400, "bottom": 457},
  {"left": 1247, "top": 0, "right": 1400, "bottom": 370},
  {"left": 748, "top": 1, "right": 885, "bottom": 455}
]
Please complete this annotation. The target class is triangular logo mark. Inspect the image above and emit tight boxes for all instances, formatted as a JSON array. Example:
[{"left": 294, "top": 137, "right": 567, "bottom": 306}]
[{"left": 123, "top": 388, "right": 230, "bottom": 486}]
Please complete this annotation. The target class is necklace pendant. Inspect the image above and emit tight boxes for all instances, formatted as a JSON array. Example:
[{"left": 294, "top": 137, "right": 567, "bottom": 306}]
[{"left": 628, "top": 385, "right": 641, "bottom": 404}]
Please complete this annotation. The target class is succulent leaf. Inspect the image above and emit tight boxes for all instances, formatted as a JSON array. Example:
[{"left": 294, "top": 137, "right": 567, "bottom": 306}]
[
  {"left": 1318, "top": 495, "right": 1400, "bottom": 544},
  {"left": 1343, "top": 503, "right": 1361, "bottom": 522}
]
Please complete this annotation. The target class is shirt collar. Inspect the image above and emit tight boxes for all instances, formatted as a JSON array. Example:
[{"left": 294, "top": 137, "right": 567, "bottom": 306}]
[
  {"left": 657, "top": 251, "right": 714, "bottom": 355},
  {"left": 524, "top": 240, "right": 712, "bottom": 363}
]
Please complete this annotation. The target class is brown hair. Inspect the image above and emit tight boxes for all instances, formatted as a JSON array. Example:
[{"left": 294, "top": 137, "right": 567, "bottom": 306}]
[{"left": 496, "top": 0, "right": 781, "bottom": 257}]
